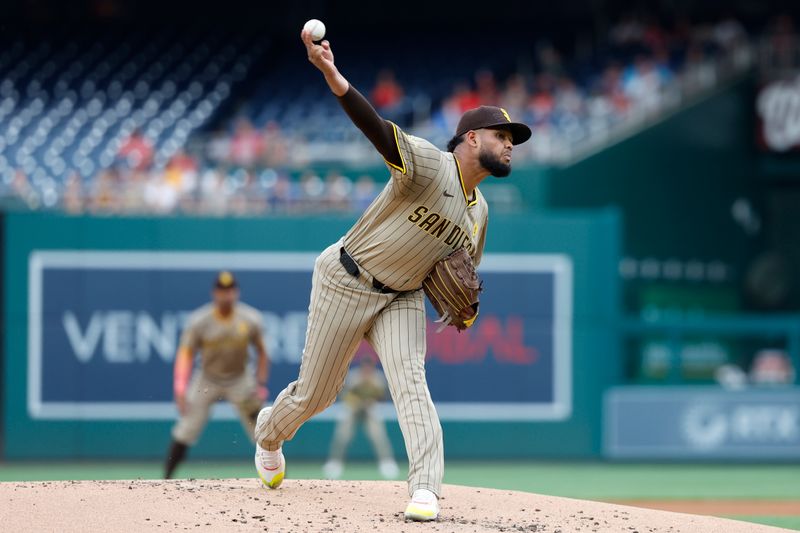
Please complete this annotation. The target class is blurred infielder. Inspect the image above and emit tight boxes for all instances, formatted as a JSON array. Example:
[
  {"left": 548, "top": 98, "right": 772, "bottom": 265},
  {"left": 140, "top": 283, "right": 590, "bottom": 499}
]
[
  {"left": 254, "top": 27, "right": 531, "bottom": 521},
  {"left": 322, "top": 356, "right": 399, "bottom": 480},
  {"left": 164, "top": 271, "right": 269, "bottom": 479}
]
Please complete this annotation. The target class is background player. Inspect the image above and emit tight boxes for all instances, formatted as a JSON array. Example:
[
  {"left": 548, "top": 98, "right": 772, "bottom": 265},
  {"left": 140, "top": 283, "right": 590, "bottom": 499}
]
[
  {"left": 164, "top": 271, "right": 270, "bottom": 479},
  {"left": 254, "top": 27, "right": 531, "bottom": 521},
  {"left": 322, "top": 356, "right": 399, "bottom": 480}
]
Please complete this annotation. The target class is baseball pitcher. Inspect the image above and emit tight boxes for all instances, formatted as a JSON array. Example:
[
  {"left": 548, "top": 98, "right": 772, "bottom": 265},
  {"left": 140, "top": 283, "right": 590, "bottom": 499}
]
[{"left": 254, "top": 27, "right": 531, "bottom": 521}]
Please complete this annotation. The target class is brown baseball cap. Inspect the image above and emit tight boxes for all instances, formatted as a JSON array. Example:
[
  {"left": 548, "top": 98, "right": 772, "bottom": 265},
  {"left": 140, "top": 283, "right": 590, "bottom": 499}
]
[{"left": 455, "top": 106, "right": 532, "bottom": 145}]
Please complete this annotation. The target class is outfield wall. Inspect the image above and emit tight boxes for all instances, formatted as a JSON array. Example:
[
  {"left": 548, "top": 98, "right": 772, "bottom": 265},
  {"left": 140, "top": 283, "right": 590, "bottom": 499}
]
[
  {"left": 2, "top": 210, "right": 622, "bottom": 460},
  {"left": 525, "top": 77, "right": 760, "bottom": 269}
]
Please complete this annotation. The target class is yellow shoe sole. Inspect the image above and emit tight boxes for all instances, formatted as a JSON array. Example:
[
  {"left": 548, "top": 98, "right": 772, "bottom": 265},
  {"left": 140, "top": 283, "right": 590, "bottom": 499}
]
[
  {"left": 404, "top": 503, "right": 438, "bottom": 521},
  {"left": 258, "top": 470, "right": 284, "bottom": 489}
]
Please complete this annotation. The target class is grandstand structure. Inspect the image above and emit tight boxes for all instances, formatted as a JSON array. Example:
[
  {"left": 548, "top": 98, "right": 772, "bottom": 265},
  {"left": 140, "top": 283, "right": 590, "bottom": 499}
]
[
  {"left": 0, "top": 4, "right": 786, "bottom": 216},
  {"left": 221, "top": 18, "right": 755, "bottom": 165},
  {"left": 0, "top": 29, "right": 261, "bottom": 209}
]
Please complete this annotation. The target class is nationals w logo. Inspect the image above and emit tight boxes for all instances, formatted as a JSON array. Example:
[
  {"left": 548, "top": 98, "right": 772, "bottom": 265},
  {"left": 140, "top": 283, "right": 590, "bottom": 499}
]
[{"left": 757, "top": 77, "right": 800, "bottom": 152}]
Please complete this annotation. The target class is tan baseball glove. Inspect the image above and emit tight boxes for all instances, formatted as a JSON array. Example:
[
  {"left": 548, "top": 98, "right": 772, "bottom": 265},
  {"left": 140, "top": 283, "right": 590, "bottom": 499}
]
[{"left": 422, "top": 247, "right": 483, "bottom": 332}]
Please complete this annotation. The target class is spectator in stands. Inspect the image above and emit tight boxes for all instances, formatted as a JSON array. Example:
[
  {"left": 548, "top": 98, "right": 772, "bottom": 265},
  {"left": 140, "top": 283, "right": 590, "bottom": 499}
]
[
  {"left": 598, "top": 63, "right": 630, "bottom": 116},
  {"left": 585, "top": 86, "right": 615, "bottom": 135},
  {"left": 268, "top": 172, "right": 295, "bottom": 213},
  {"left": 622, "top": 55, "right": 672, "bottom": 113},
  {"left": 261, "top": 121, "right": 289, "bottom": 167},
  {"left": 582, "top": 62, "right": 631, "bottom": 139},
  {"left": 713, "top": 15, "right": 751, "bottom": 69},
  {"left": 118, "top": 128, "right": 154, "bottom": 171},
  {"left": 713, "top": 15, "right": 748, "bottom": 54},
  {"left": 435, "top": 80, "right": 482, "bottom": 133},
  {"left": 143, "top": 169, "right": 179, "bottom": 214},
  {"left": 89, "top": 168, "right": 120, "bottom": 213},
  {"left": 12, "top": 170, "right": 40, "bottom": 210},
  {"left": 199, "top": 168, "right": 228, "bottom": 216},
  {"left": 299, "top": 170, "right": 325, "bottom": 211},
  {"left": 451, "top": 81, "right": 481, "bottom": 112},
  {"left": 352, "top": 174, "right": 377, "bottom": 212},
  {"left": 554, "top": 76, "right": 584, "bottom": 117},
  {"left": 62, "top": 171, "right": 84, "bottom": 214},
  {"left": 229, "top": 117, "right": 264, "bottom": 168},
  {"left": 118, "top": 168, "right": 149, "bottom": 213},
  {"left": 28, "top": 9, "right": 762, "bottom": 218},
  {"left": 323, "top": 170, "right": 352, "bottom": 212},
  {"left": 229, "top": 170, "right": 266, "bottom": 215},
  {"left": 164, "top": 149, "right": 199, "bottom": 197},
  {"left": 207, "top": 130, "right": 231, "bottom": 164},
  {"left": 371, "top": 69, "right": 405, "bottom": 112},
  {"left": 435, "top": 92, "right": 462, "bottom": 136},
  {"left": 529, "top": 75, "right": 556, "bottom": 125}
]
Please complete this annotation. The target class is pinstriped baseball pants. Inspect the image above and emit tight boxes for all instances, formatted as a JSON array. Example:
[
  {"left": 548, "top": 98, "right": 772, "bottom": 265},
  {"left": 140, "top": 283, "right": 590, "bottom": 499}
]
[{"left": 255, "top": 240, "right": 444, "bottom": 497}]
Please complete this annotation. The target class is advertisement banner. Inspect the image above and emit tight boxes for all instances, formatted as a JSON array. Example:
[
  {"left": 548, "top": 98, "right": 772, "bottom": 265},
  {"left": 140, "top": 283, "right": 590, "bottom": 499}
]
[
  {"left": 28, "top": 251, "right": 573, "bottom": 422},
  {"left": 605, "top": 386, "right": 800, "bottom": 459}
]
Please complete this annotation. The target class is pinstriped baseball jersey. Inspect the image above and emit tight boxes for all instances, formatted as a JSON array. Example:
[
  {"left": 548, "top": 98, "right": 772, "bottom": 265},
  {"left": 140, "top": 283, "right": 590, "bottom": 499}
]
[
  {"left": 344, "top": 123, "right": 488, "bottom": 291},
  {"left": 181, "top": 302, "right": 264, "bottom": 381},
  {"left": 255, "top": 126, "right": 490, "bottom": 499}
]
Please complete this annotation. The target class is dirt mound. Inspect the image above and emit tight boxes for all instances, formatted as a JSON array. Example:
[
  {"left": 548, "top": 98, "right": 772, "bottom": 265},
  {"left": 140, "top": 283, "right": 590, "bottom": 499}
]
[{"left": 0, "top": 478, "right": 791, "bottom": 532}]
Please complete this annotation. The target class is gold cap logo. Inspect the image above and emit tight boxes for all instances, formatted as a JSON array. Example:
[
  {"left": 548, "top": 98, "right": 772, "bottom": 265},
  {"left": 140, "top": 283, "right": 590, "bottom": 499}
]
[
  {"left": 218, "top": 271, "right": 234, "bottom": 287},
  {"left": 500, "top": 108, "right": 511, "bottom": 122}
]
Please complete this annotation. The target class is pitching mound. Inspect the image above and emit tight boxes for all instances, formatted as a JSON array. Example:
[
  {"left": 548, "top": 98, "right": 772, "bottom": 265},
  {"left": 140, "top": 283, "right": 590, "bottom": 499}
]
[{"left": 0, "top": 478, "right": 792, "bottom": 532}]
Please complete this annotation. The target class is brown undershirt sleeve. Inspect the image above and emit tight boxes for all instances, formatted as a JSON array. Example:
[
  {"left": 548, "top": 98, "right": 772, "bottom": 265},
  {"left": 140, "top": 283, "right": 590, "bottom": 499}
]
[{"left": 337, "top": 85, "right": 404, "bottom": 170}]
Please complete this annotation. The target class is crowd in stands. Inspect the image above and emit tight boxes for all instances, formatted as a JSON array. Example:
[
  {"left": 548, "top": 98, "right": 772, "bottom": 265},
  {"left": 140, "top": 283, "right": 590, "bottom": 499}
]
[
  {"left": 416, "top": 13, "right": 754, "bottom": 159},
  {"left": 2, "top": 12, "right": 793, "bottom": 216},
  {"left": 8, "top": 140, "right": 383, "bottom": 216}
]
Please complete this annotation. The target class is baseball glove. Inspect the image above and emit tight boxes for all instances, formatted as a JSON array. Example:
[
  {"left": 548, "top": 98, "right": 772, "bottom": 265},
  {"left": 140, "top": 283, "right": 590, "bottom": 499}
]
[{"left": 422, "top": 247, "right": 483, "bottom": 332}]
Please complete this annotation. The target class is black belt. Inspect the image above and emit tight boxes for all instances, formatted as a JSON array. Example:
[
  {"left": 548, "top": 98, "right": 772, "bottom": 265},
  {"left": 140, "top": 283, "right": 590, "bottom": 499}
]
[{"left": 339, "top": 247, "right": 399, "bottom": 294}]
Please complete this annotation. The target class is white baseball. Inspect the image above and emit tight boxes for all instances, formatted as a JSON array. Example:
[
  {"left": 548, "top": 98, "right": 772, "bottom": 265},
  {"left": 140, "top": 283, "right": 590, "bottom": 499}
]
[{"left": 303, "top": 19, "right": 326, "bottom": 41}]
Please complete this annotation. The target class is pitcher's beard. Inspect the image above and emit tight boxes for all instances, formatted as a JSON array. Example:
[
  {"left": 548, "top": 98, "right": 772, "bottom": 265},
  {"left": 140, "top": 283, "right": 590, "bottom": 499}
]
[{"left": 479, "top": 149, "right": 511, "bottom": 177}]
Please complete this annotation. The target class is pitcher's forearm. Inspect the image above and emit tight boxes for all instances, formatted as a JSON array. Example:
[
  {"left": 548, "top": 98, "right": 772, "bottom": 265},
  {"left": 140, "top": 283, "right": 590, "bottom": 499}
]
[{"left": 324, "top": 67, "right": 349, "bottom": 97}]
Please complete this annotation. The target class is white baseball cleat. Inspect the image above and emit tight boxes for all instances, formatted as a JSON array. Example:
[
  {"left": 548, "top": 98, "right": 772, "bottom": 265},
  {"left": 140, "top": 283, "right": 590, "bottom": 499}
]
[
  {"left": 404, "top": 488, "right": 439, "bottom": 521},
  {"left": 378, "top": 459, "right": 399, "bottom": 480},
  {"left": 322, "top": 459, "right": 343, "bottom": 480},
  {"left": 255, "top": 444, "right": 285, "bottom": 489}
]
